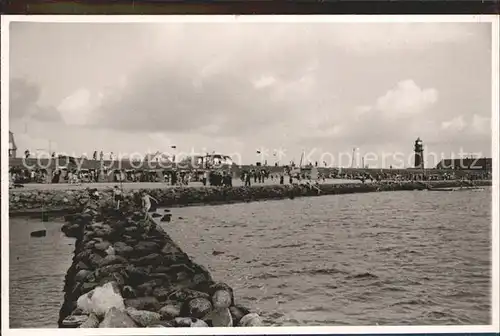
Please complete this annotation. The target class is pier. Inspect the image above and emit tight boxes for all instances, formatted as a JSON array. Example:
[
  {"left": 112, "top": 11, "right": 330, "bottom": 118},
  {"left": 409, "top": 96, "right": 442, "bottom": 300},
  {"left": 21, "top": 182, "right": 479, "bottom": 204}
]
[{"left": 58, "top": 194, "right": 261, "bottom": 328}]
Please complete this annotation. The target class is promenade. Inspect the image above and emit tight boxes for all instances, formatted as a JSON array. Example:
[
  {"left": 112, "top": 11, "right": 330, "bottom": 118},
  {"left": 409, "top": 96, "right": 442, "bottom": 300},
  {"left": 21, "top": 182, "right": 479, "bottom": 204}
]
[{"left": 9, "top": 178, "right": 364, "bottom": 192}]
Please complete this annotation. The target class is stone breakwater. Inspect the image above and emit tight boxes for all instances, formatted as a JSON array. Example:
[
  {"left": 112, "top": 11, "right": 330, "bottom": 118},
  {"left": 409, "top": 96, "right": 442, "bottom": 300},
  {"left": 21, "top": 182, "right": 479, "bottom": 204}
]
[
  {"left": 9, "top": 180, "right": 492, "bottom": 215},
  {"left": 58, "top": 196, "right": 262, "bottom": 328}
]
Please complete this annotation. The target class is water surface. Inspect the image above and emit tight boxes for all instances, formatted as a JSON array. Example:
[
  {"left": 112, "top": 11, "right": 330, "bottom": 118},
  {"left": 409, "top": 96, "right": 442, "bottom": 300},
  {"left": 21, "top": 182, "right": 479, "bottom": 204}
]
[{"left": 9, "top": 188, "right": 491, "bottom": 327}]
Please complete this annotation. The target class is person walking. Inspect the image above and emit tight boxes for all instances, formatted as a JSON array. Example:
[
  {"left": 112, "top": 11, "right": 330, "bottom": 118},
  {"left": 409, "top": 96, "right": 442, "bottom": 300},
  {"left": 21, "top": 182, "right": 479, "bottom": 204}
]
[
  {"left": 113, "top": 186, "right": 123, "bottom": 210},
  {"left": 245, "top": 171, "right": 251, "bottom": 187},
  {"left": 142, "top": 192, "right": 159, "bottom": 219}
]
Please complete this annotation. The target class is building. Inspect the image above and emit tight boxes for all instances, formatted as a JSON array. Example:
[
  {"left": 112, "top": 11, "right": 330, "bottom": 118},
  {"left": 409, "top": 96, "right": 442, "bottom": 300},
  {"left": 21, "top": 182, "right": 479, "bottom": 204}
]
[
  {"left": 144, "top": 151, "right": 174, "bottom": 163},
  {"left": 9, "top": 131, "right": 17, "bottom": 158},
  {"left": 191, "top": 154, "right": 233, "bottom": 167},
  {"left": 435, "top": 157, "right": 492, "bottom": 171}
]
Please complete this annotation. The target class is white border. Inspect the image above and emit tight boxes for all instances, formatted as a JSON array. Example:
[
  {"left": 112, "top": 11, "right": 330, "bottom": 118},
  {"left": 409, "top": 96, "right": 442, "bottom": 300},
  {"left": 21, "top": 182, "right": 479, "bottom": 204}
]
[{"left": 1, "top": 14, "right": 499, "bottom": 336}]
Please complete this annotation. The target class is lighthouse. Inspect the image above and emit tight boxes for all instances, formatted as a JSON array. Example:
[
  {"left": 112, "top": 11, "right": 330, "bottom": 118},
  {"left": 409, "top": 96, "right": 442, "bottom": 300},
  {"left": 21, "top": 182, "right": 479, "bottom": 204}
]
[{"left": 414, "top": 137, "right": 424, "bottom": 169}]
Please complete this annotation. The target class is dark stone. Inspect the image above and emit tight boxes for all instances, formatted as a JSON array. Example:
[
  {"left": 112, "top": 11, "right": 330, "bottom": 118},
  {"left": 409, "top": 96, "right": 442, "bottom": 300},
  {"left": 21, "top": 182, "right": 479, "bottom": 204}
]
[
  {"left": 122, "top": 285, "right": 137, "bottom": 299},
  {"left": 30, "top": 229, "right": 47, "bottom": 237},
  {"left": 134, "top": 241, "right": 160, "bottom": 255},
  {"left": 94, "top": 241, "right": 111, "bottom": 251},
  {"left": 98, "top": 255, "right": 127, "bottom": 267},
  {"left": 99, "top": 307, "right": 137, "bottom": 328},
  {"left": 75, "top": 270, "right": 92, "bottom": 282},
  {"left": 183, "top": 297, "right": 212, "bottom": 319},
  {"left": 152, "top": 287, "right": 171, "bottom": 302},
  {"left": 124, "top": 266, "right": 150, "bottom": 285},
  {"left": 81, "top": 282, "right": 98, "bottom": 293},
  {"left": 160, "top": 214, "right": 172, "bottom": 222},
  {"left": 229, "top": 305, "right": 250, "bottom": 325},
  {"left": 125, "top": 297, "right": 161, "bottom": 311},
  {"left": 168, "top": 289, "right": 210, "bottom": 302},
  {"left": 158, "top": 301, "right": 182, "bottom": 320},
  {"left": 131, "top": 253, "right": 163, "bottom": 266},
  {"left": 88, "top": 254, "right": 104, "bottom": 267},
  {"left": 136, "top": 279, "right": 162, "bottom": 296},
  {"left": 75, "top": 261, "right": 90, "bottom": 271}
]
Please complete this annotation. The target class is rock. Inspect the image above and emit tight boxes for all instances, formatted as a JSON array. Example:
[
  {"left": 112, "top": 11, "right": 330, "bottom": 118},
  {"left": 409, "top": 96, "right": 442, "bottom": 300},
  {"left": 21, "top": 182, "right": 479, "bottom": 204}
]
[
  {"left": 184, "top": 298, "right": 212, "bottom": 319},
  {"left": 191, "top": 319, "right": 209, "bottom": 327},
  {"left": 125, "top": 307, "right": 161, "bottom": 327},
  {"left": 152, "top": 287, "right": 171, "bottom": 302},
  {"left": 99, "top": 307, "right": 137, "bottom": 328},
  {"left": 136, "top": 279, "right": 163, "bottom": 297},
  {"left": 159, "top": 302, "right": 182, "bottom": 320},
  {"left": 94, "top": 241, "right": 111, "bottom": 251},
  {"left": 169, "top": 289, "right": 210, "bottom": 302},
  {"left": 124, "top": 265, "right": 150, "bottom": 285},
  {"left": 212, "top": 250, "right": 224, "bottom": 256},
  {"left": 98, "top": 255, "right": 127, "bottom": 267},
  {"left": 238, "top": 313, "right": 262, "bottom": 326},
  {"left": 210, "top": 308, "right": 233, "bottom": 327},
  {"left": 150, "top": 320, "right": 176, "bottom": 327},
  {"left": 125, "top": 296, "right": 161, "bottom": 311},
  {"left": 113, "top": 243, "right": 134, "bottom": 256},
  {"left": 131, "top": 253, "right": 163, "bottom": 266},
  {"left": 95, "top": 264, "right": 125, "bottom": 279},
  {"left": 151, "top": 213, "right": 162, "bottom": 218},
  {"left": 30, "top": 229, "right": 47, "bottom": 238},
  {"left": 122, "top": 285, "right": 137, "bottom": 299},
  {"left": 212, "top": 290, "right": 232, "bottom": 309},
  {"left": 174, "top": 317, "right": 208, "bottom": 327},
  {"left": 134, "top": 241, "right": 160, "bottom": 255},
  {"left": 81, "top": 282, "right": 99, "bottom": 293},
  {"left": 229, "top": 305, "right": 250, "bottom": 325},
  {"left": 62, "top": 314, "right": 89, "bottom": 327},
  {"left": 105, "top": 246, "right": 115, "bottom": 256},
  {"left": 75, "top": 270, "right": 92, "bottom": 282},
  {"left": 76, "top": 282, "right": 124, "bottom": 317},
  {"left": 79, "top": 313, "right": 100, "bottom": 328},
  {"left": 160, "top": 214, "right": 172, "bottom": 222},
  {"left": 88, "top": 254, "right": 104, "bottom": 267}
]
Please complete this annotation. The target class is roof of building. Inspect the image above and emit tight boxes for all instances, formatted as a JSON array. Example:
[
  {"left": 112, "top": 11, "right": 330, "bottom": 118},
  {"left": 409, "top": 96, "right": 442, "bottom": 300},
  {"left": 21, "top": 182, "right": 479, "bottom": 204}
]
[{"left": 435, "top": 157, "right": 492, "bottom": 169}]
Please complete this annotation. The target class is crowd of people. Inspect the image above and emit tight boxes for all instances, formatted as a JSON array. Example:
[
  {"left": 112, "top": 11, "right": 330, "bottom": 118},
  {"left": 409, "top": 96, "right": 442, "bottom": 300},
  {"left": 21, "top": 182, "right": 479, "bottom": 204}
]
[{"left": 9, "top": 163, "right": 491, "bottom": 189}]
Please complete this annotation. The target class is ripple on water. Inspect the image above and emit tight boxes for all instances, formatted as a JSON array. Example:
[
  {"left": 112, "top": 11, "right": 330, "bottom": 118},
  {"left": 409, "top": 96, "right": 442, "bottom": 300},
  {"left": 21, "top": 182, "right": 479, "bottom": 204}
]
[{"left": 9, "top": 188, "right": 492, "bottom": 327}]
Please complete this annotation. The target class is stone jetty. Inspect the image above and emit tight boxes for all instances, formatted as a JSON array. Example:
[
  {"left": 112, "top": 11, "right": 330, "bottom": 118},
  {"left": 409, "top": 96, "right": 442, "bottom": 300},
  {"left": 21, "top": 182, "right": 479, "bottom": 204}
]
[
  {"left": 9, "top": 180, "right": 492, "bottom": 216},
  {"left": 58, "top": 193, "right": 262, "bottom": 328}
]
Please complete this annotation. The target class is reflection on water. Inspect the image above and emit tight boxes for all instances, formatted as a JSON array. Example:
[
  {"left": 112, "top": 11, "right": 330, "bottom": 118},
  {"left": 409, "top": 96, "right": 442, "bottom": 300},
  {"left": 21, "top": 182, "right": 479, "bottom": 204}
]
[{"left": 9, "top": 189, "right": 491, "bottom": 327}]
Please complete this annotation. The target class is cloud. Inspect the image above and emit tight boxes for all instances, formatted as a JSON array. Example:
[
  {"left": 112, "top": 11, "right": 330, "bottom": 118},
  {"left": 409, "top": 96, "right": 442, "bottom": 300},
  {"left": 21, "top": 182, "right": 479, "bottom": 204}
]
[
  {"left": 376, "top": 79, "right": 438, "bottom": 117},
  {"left": 441, "top": 116, "right": 467, "bottom": 132},
  {"left": 9, "top": 78, "right": 62, "bottom": 122},
  {"left": 471, "top": 114, "right": 491, "bottom": 134},
  {"left": 58, "top": 88, "right": 101, "bottom": 126},
  {"left": 302, "top": 80, "right": 440, "bottom": 146}
]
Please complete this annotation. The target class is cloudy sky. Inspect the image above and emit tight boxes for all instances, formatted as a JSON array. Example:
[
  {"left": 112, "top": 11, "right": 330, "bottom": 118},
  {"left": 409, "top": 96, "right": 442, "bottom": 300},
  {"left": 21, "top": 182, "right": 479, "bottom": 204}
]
[{"left": 8, "top": 20, "right": 493, "bottom": 167}]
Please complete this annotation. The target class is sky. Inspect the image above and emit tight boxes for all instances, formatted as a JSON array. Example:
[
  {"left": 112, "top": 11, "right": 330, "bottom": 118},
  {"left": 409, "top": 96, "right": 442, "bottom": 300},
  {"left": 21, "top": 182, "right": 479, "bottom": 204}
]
[{"left": 8, "top": 20, "right": 493, "bottom": 168}]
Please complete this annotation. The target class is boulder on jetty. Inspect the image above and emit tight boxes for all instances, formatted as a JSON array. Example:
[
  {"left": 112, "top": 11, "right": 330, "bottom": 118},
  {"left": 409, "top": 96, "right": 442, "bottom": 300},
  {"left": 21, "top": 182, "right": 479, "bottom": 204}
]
[
  {"left": 58, "top": 193, "right": 263, "bottom": 328},
  {"left": 10, "top": 180, "right": 491, "bottom": 217}
]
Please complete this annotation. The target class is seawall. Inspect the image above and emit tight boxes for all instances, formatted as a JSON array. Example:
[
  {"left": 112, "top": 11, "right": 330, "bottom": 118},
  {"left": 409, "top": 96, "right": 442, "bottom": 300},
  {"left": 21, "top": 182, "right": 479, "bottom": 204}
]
[
  {"left": 58, "top": 195, "right": 262, "bottom": 328},
  {"left": 9, "top": 180, "right": 492, "bottom": 216}
]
